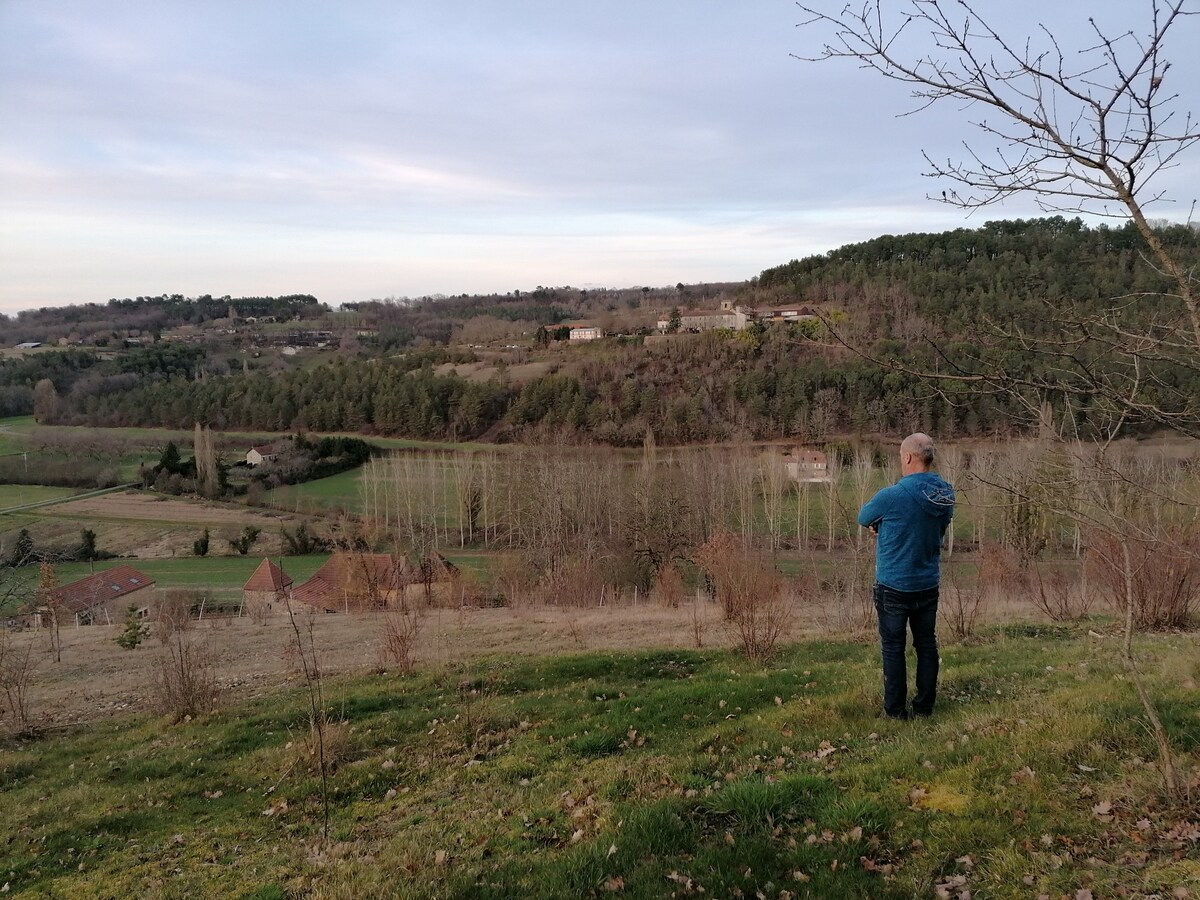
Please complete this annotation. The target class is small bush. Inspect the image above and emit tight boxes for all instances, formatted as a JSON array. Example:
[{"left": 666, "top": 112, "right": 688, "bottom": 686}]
[
  {"left": 0, "top": 630, "right": 40, "bottom": 736},
  {"left": 651, "top": 563, "right": 687, "bottom": 608},
  {"left": 155, "top": 589, "right": 197, "bottom": 643},
  {"left": 694, "top": 531, "right": 792, "bottom": 662},
  {"left": 115, "top": 605, "right": 149, "bottom": 650},
  {"left": 154, "top": 632, "right": 217, "bottom": 722},
  {"left": 1032, "top": 564, "right": 1093, "bottom": 621},
  {"left": 377, "top": 608, "right": 424, "bottom": 673}
]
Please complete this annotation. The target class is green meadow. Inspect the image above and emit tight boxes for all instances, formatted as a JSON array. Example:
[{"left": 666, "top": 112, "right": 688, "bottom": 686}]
[
  {"left": 1, "top": 627, "right": 1196, "bottom": 898},
  {"left": 0, "top": 484, "right": 82, "bottom": 511}
]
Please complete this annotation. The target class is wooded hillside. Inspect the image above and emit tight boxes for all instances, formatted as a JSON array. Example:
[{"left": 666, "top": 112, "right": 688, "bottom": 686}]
[{"left": 8, "top": 218, "right": 1198, "bottom": 443}]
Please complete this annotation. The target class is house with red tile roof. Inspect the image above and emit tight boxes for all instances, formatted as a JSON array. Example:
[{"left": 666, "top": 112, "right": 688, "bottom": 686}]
[
  {"left": 292, "top": 553, "right": 410, "bottom": 613},
  {"left": 290, "top": 552, "right": 461, "bottom": 613},
  {"left": 241, "top": 558, "right": 295, "bottom": 617},
  {"left": 27, "top": 565, "right": 157, "bottom": 626}
]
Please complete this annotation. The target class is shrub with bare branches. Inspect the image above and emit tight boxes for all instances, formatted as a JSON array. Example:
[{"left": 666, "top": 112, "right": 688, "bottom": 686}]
[
  {"left": 694, "top": 531, "right": 792, "bottom": 661},
  {"left": 494, "top": 553, "right": 537, "bottom": 608},
  {"left": 1087, "top": 526, "right": 1198, "bottom": 631},
  {"left": 155, "top": 589, "right": 196, "bottom": 643},
  {"left": 378, "top": 607, "right": 424, "bottom": 673},
  {"left": 154, "top": 631, "right": 217, "bottom": 722},
  {"left": 0, "top": 630, "right": 41, "bottom": 736},
  {"left": 939, "top": 562, "right": 988, "bottom": 641},
  {"left": 651, "top": 563, "right": 687, "bottom": 609},
  {"left": 1032, "top": 565, "right": 1093, "bottom": 622}
]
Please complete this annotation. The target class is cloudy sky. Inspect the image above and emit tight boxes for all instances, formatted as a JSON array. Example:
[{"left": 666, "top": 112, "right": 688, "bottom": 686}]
[{"left": 2, "top": 1, "right": 1197, "bottom": 314}]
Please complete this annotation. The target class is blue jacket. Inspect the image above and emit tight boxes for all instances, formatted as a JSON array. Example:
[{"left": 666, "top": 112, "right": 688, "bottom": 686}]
[{"left": 857, "top": 471, "right": 955, "bottom": 592}]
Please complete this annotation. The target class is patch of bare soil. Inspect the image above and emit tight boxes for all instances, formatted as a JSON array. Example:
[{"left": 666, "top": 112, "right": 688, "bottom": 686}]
[{"left": 47, "top": 491, "right": 300, "bottom": 528}]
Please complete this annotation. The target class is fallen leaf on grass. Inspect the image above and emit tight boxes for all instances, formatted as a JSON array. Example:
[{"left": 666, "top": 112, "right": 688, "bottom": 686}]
[{"left": 859, "top": 857, "right": 895, "bottom": 875}]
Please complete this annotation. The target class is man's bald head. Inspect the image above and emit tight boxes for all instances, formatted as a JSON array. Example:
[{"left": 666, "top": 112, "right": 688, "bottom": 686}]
[{"left": 900, "top": 433, "right": 935, "bottom": 474}]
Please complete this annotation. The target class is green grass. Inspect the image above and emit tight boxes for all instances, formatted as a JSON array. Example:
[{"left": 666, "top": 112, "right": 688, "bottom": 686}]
[
  {"left": 0, "top": 415, "right": 36, "bottom": 454},
  {"left": 42, "top": 554, "right": 332, "bottom": 588},
  {"left": 0, "top": 484, "right": 82, "bottom": 510},
  {"left": 2, "top": 629, "right": 1196, "bottom": 897},
  {"left": 265, "top": 468, "right": 367, "bottom": 515}
]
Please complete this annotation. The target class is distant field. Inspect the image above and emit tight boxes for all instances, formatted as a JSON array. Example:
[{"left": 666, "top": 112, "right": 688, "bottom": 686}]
[
  {"left": 0, "top": 415, "right": 36, "bottom": 454},
  {"left": 265, "top": 467, "right": 365, "bottom": 514},
  {"left": 0, "top": 484, "right": 80, "bottom": 510}
]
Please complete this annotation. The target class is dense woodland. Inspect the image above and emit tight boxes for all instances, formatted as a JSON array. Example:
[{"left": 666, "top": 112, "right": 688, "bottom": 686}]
[{"left": 5, "top": 218, "right": 1199, "bottom": 443}]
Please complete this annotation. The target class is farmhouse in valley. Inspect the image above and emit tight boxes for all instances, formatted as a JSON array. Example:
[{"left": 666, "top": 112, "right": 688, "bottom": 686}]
[
  {"left": 246, "top": 444, "right": 278, "bottom": 466},
  {"left": 657, "top": 300, "right": 820, "bottom": 334},
  {"left": 291, "top": 551, "right": 460, "bottom": 613},
  {"left": 784, "top": 448, "right": 832, "bottom": 483},
  {"left": 291, "top": 552, "right": 409, "bottom": 613},
  {"left": 26, "top": 565, "right": 157, "bottom": 626},
  {"left": 566, "top": 323, "right": 602, "bottom": 342},
  {"left": 241, "top": 558, "right": 295, "bottom": 617}
]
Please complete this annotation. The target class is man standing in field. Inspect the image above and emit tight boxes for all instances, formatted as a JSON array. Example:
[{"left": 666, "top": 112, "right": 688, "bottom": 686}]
[{"left": 858, "top": 433, "right": 955, "bottom": 720}]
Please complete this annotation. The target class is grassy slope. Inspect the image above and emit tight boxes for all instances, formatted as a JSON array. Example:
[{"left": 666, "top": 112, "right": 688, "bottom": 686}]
[{"left": 1, "top": 626, "right": 1196, "bottom": 898}]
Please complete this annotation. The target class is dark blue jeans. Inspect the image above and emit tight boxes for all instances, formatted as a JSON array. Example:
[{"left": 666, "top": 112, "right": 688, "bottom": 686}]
[{"left": 874, "top": 583, "right": 939, "bottom": 719}]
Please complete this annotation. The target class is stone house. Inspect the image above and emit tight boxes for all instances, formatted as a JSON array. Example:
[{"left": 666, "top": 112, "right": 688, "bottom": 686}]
[
  {"left": 28, "top": 565, "right": 157, "bottom": 626},
  {"left": 241, "top": 558, "right": 295, "bottom": 617}
]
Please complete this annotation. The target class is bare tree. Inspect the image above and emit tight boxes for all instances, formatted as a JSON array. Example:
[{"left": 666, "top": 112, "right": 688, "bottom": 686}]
[
  {"left": 795, "top": 0, "right": 1200, "bottom": 430},
  {"left": 795, "top": 0, "right": 1200, "bottom": 800}
]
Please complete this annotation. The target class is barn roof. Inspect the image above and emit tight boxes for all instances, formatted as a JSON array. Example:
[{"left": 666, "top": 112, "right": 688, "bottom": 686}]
[
  {"left": 291, "top": 553, "right": 408, "bottom": 610},
  {"left": 47, "top": 565, "right": 155, "bottom": 614},
  {"left": 243, "top": 558, "right": 294, "bottom": 593}
]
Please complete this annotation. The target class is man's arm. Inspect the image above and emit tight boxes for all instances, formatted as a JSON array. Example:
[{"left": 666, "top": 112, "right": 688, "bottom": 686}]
[{"left": 857, "top": 488, "right": 890, "bottom": 530}]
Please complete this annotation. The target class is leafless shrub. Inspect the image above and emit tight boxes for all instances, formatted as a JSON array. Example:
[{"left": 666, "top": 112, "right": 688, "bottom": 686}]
[
  {"left": 563, "top": 615, "right": 587, "bottom": 650},
  {"left": 651, "top": 563, "right": 687, "bottom": 608},
  {"left": 155, "top": 589, "right": 196, "bottom": 643},
  {"left": 282, "top": 595, "right": 331, "bottom": 839},
  {"left": 448, "top": 570, "right": 488, "bottom": 608},
  {"left": 1087, "top": 526, "right": 1199, "bottom": 631},
  {"left": 822, "top": 564, "right": 873, "bottom": 634},
  {"left": 154, "top": 631, "right": 217, "bottom": 722},
  {"left": 691, "top": 591, "right": 709, "bottom": 649},
  {"left": 494, "top": 553, "right": 537, "bottom": 608},
  {"left": 1032, "top": 565, "right": 1093, "bottom": 622},
  {"left": 977, "top": 542, "right": 1026, "bottom": 604},
  {"left": 540, "top": 555, "right": 604, "bottom": 607},
  {"left": 377, "top": 607, "right": 424, "bottom": 673},
  {"left": 941, "top": 569, "right": 987, "bottom": 642},
  {"left": 0, "top": 630, "right": 41, "bottom": 736},
  {"left": 695, "top": 531, "right": 792, "bottom": 661}
]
